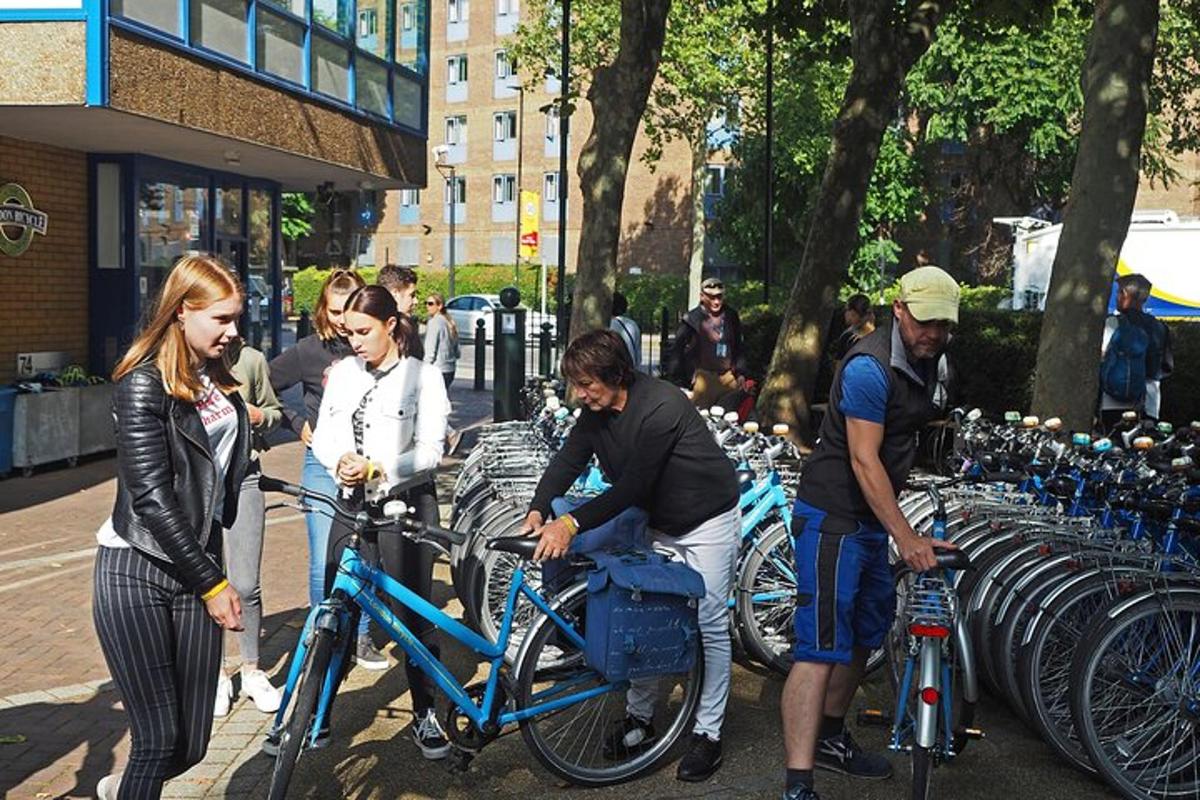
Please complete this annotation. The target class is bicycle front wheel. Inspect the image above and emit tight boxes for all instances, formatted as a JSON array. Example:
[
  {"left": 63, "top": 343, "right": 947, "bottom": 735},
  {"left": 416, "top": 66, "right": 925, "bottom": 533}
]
[
  {"left": 514, "top": 583, "right": 703, "bottom": 786},
  {"left": 268, "top": 626, "right": 335, "bottom": 800}
]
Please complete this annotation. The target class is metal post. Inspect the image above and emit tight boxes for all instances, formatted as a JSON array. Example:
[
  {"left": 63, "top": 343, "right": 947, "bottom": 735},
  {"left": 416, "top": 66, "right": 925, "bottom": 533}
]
[
  {"left": 555, "top": 0, "right": 571, "bottom": 346},
  {"left": 449, "top": 165, "right": 457, "bottom": 298},
  {"left": 539, "top": 321, "right": 553, "bottom": 377},
  {"left": 473, "top": 318, "right": 486, "bottom": 391},
  {"left": 763, "top": 0, "right": 774, "bottom": 306},
  {"left": 514, "top": 84, "right": 524, "bottom": 285}
]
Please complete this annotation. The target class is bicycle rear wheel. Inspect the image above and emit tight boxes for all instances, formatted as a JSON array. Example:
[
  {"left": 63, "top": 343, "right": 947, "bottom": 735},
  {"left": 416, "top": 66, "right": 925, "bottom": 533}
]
[
  {"left": 514, "top": 583, "right": 703, "bottom": 786},
  {"left": 912, "top": 744, "right": 934, "bottom": 800},
  {"left": 268, "top": 625, "right": 335, "bottom": 800}
]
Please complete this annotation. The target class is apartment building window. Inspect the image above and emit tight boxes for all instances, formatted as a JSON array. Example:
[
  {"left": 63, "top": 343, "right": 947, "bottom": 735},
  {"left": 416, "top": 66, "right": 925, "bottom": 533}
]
[
  {"left": 445, "top": 115, "right": 467, "bottom": 145},
  {"left": 399, "top": 189, "right": 420, "bottom": 206},
  {"left": 497, "top": 0, "right": 518, "bottom": 14},
  {"left": 545, "top": 104, "right": 559, "bottom": 140},
  {"left": 448, "top": 55, "right": 468, "bottom": 84},
  {"left": 495, "top": 50, "right": 516, "bottom": 80},
  {"left": 495, "top": 0, "right": 518, "bottom": 34},
  {"left": 445, "top": 177, "right": 466, "bottom": 205},
  {"left": 492, "top": 175, "right": 516, "bottom": 204},
  {"left": 401, "top": 2, "right": 415, "bottom": 30},
  {"left": 705, "top": 165, "right": 725, "bottom": 197},
  {"left": 543, "top": 171, "right": 559, "bottom": 220},
  {"left": 448, "top": 0, "right": 468, "bottom": 23},
  {"left": 493, "top": 111, "right": 517, "bottom": 142},
  {"left": 358, "top": 7, "right": 377, "bottom": 38}
]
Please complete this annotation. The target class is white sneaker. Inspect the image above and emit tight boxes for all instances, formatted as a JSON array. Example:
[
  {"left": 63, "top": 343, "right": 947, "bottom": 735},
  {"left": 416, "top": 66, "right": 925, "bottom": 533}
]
[
  {"left": 96, "top": 773, "right": 121, "bottom": 800},
  {"left": 240, "top": 668, "right": 282, "bottom": 713},
  {"left": 214, "top": 671, "right": 233, "bottom": 718}
]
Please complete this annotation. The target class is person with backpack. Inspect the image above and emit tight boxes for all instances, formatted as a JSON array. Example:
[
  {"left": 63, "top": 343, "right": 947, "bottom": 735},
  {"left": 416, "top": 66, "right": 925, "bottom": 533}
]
[
  {"left": 609, "top": 291, "right": 643, "bottom": 372},
  {"left": 1099, "top": 273, "right": 1171, "bottom": 430}
]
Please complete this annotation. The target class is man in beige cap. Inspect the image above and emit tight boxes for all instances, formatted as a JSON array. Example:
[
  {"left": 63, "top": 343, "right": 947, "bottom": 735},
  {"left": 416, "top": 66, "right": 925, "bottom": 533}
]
[
  {"left": 779, "top": 265, "right": 961, "bottom": 800},
  {"left": 665, "top": 277, "right": 748, "bottom": 408}
]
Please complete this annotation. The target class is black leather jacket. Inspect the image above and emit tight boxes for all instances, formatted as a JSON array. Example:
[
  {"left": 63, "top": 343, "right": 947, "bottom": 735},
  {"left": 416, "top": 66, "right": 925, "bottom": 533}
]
[{"left": 109, "top": 363, "right": 251, "bottom": 594}]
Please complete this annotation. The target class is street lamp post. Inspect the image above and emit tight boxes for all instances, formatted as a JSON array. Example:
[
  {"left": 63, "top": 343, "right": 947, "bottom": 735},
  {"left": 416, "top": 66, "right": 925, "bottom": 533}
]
[
  {"left": 556, "top": 0, "right": 570, "bottom": 346},
  {"left": 433, "top": 146, "right": 457, "bottom": 297}
]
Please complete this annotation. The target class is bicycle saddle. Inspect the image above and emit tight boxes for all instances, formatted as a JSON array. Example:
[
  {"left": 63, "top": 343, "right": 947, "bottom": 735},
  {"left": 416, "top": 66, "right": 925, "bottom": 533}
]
[
  {"left": 935, "top": 550, "right": 973, "bottom": 570},
  {"left": 487, "top": 536, "right": 540, "bottom": 558}
]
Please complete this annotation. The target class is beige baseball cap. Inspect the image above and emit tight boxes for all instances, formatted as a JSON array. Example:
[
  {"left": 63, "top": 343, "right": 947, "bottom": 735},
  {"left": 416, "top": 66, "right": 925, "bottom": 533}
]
[{"left": 898, "top": 266, "right": 960, "bottom": 323}]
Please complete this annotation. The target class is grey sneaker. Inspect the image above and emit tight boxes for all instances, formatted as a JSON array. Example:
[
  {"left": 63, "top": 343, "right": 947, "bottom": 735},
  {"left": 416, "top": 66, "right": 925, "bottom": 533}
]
[
  {"left": 412, "top": 709, "right": 451, "bottom": 759},
  {"left": 354, "top": 636, "right": 389, "bottom": 671}
]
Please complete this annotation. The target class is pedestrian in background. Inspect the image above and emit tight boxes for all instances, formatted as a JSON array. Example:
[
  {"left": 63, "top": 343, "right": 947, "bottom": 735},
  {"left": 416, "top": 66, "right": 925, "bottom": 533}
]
[
  {"left": 93, "top": 254, "right": 250, "bottom": 800},
  {"left": 268, "top": 269, "right": 387, "bottom": 669},
  {"left": 666, "top": 277, "right": 748, "bottom": 409},
  {"left": 831, "top": 294, "right": 876, "bottom": 366},
  {"left": 610, "top": 291, "right": 643, "bottom": 372},
  {"left": 214, "top": 337, "right": 284, "bottom": 718},
  {"left": 423, "top": 292, "right": 459, "bottom": 390},
  {"left": 377, "top": 264, "right": 425, "bottom": 360},
  {"left": 1099, "top": 272, "right": 1172, "bottom": 429}
]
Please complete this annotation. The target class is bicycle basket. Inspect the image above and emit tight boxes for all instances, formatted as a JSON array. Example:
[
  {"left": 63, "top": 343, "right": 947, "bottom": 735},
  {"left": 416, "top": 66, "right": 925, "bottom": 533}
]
[{"left": 583, "top": 550, "right": 706, "bottom": 683}]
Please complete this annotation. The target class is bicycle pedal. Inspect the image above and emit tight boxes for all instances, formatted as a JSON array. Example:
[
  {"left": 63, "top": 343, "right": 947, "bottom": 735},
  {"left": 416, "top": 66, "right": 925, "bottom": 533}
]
[{"left": 856, "top": 709, "right": 892, "bottom": 727}]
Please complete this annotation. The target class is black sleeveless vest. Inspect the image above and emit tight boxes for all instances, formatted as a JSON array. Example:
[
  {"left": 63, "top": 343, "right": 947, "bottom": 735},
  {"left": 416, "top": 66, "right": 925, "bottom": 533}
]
[{"left": 797, "top": 325, "right": 938, "bottom": 527}]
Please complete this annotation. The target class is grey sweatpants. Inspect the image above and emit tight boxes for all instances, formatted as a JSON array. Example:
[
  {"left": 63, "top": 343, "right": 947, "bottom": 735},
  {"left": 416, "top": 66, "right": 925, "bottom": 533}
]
[
  {"left": 626, "top": 504, "right": 741, "bottom": 739},
  {"left": 223, "top": 463, "right": 265, "bottom": 666}
]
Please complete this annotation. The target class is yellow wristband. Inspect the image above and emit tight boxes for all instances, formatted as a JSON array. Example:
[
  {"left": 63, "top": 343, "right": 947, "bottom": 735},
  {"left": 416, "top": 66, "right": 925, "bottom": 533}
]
[
  {"left": 561, "top": 513, "right": 579, "bottom": 536},
  {"left": 365, "top": 461, "right": 378, "bottom": 482},
  {"left": 201, "top": 579, "right": 229, "bottom": 602}
]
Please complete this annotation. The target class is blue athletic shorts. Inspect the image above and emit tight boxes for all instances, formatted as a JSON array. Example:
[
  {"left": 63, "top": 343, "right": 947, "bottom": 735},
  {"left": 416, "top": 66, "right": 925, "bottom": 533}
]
[{"left": 791, "top": 499, "right": 895, "bottom": 664}]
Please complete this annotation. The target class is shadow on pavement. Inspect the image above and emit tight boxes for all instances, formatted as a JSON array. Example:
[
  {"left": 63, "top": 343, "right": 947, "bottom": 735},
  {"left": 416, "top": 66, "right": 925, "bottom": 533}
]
[
  {"left": 0, "top": 683, "right": 126, "bottom": 799},
  {"left": 0, "top": 453, "right": 117, "bottom": 514}
]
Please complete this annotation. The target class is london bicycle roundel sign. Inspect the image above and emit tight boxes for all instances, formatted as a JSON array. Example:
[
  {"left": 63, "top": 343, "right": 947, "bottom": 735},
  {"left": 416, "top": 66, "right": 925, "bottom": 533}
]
[{"left": 0, "top": 183, "right": 49, "bottom": 257}]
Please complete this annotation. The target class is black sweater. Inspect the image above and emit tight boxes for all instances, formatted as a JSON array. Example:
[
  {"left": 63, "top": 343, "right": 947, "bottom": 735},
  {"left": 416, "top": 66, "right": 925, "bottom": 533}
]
[
  {"left": 529, "top": 373, "right": 739, "bottom": 537},
  {"left": 268, "top": 334, "right": 353, "bottom": 438}
]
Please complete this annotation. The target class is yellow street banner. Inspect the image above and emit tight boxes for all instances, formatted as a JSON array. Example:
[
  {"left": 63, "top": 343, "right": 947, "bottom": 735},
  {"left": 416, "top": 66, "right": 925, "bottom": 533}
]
[{"left": 519, "top": 190, "right": 540, "bottom": 259}]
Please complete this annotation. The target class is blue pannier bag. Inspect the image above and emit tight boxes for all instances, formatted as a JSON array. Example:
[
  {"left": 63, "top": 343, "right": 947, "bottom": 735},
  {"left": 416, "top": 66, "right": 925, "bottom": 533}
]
[
  {"left": 542, "top": 497, "right": 649, "bottom": 595},
  {"left": 583, "top": 550, "right": 706, "bottom": 683}
]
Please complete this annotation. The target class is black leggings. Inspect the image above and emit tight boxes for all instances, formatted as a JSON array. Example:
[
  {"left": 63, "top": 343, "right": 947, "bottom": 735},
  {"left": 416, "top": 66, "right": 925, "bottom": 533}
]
[
  {"left": 93, "top": 545, "right": 222, "bottom": 799},
  {"left": 324, "top": 481, "right": 441, "bottom": 715}
]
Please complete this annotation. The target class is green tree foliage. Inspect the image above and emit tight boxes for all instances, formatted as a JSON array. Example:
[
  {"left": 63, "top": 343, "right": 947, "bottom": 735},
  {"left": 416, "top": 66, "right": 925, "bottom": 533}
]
[{"left": 281, "top": 192, "right": 315, "bottom": 243}]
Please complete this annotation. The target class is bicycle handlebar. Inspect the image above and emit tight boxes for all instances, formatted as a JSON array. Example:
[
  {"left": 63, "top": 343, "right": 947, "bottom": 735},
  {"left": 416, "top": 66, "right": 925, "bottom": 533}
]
[{"left": 258, "top": 474, "right": 467, "bottom": 547}]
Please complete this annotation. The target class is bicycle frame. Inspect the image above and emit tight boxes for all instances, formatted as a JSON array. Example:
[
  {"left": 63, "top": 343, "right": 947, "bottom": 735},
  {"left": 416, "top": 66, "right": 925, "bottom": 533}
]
[{"left": 273, "top": 538, "right": 620, "bottom": 747}]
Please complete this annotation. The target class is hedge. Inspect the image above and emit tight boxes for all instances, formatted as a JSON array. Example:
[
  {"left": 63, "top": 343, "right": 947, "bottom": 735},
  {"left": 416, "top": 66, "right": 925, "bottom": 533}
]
[{"left": 735, "top": 307, "right": 1200, "bottom": 422}]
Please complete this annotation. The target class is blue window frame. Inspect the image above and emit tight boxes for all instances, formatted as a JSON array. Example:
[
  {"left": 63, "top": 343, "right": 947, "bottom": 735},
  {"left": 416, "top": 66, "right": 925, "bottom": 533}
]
[{"left": 100, "top": 0, "right": 428, "bottom": 135}]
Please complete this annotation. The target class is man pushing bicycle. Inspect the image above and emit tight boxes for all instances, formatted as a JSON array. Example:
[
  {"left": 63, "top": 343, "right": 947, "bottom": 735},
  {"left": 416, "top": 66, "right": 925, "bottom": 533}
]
[{"left": 780, "top": 267, "right": 961, "bottom": 800}]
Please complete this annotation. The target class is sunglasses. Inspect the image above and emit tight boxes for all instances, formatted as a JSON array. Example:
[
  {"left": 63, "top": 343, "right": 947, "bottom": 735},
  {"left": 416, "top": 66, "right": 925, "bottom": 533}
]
[{"left": 425, "top": 299, "right": 439, "bottom": 305}]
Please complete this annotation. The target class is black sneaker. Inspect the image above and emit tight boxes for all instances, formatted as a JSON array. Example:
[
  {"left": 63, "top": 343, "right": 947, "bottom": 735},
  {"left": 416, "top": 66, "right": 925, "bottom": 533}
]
[
  {"left": 814, "top": 730, "right": 893, "bottom": 779},
  {"left": 602, "top": 715, "right": 657, "bottom": 760},
  {"left": 676, "top": 733, "right": 723, "bottom": 782},
  {"left": 412, "top": 709, "right": 451, "bottom": 760},
  {"left": 782, "top": 787, "right": 820, "bottom": 800},
  {"left": 354, "top": 636, "right": 389, "bottom": 671}
]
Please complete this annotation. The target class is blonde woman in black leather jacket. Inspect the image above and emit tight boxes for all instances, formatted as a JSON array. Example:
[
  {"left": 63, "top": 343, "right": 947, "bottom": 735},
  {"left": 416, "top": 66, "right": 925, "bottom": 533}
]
[{"left": 92, "top": 254, "right": 251, "bottom": 800}]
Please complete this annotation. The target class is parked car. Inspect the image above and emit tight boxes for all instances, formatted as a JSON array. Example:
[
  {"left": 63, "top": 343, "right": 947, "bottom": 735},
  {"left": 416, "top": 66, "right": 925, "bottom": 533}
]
[{"left": 445, "top": 294, "right": 557, "bottom": 343}]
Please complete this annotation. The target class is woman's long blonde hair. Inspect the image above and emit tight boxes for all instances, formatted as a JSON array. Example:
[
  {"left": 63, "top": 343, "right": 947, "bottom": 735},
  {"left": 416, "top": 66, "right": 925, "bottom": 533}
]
[
  {"left": 427, "top": 292, "right": 458, "bottom": 341},
  {"left": 113, "top": 254, "right": 243, "bottom": 402}
]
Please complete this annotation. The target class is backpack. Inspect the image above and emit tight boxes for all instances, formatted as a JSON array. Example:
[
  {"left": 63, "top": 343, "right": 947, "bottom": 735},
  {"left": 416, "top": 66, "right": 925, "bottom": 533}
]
[{"left": 1101, "top": 315, "right": 1150, "bottom": 404}]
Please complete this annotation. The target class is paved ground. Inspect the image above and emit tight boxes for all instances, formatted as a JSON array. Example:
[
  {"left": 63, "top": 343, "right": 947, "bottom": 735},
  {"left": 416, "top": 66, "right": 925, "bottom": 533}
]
[{"left": 0, "top": 380, "right": 1117, "bottom": 799}]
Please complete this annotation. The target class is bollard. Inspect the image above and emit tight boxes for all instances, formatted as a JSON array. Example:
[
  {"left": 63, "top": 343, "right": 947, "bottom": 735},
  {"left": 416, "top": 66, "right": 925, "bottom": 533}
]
[
  {"left": 473, "top": 318, "right": 486, "bottom": 391},
  {"left": 538, "top": 322, "right": 553, "bottom": 378},
  {"left": 297, "top": 309, "right": 312, "bottom": 340}
]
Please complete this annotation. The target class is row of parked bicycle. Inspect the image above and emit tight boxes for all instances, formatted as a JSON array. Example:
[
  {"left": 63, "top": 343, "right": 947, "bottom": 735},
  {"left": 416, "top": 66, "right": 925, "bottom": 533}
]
[{"left": 450, "top": 380, "right": 1200, "bottom": 800}]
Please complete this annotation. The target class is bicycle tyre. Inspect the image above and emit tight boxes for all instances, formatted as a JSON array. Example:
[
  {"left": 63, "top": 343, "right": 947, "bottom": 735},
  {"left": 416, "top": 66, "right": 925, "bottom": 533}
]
[
  {"left": 912, "top": 744, "right": 934, "bottom": 800},
  {"left": 514, "top": 582, "right": 703, "bottom": 786},
  {"left": 735, "top": 520, "right": 795, "bottom": 676},
  {"left": 1070, "top": 590, "right": 1200, "bottom": 799},
  {"left": 267, "top": 625, "right": 336, "bottom": 800}
]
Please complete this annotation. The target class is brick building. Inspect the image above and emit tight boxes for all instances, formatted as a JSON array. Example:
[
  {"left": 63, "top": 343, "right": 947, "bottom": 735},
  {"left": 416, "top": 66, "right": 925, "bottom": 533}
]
[
  {"left": 0, "top": 1, "right": 431, "bottom": 384},
  {"left": 355, "top": 0, "right": 734, "bottom": 288}
]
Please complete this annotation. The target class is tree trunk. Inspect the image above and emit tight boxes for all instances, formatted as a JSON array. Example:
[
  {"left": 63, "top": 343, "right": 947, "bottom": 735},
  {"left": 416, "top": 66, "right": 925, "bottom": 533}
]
[
  {"left": 569, "top": 0, "right": 672, "bottom": 341},
  {"left": 756, "top": 0, "right": 950, "bottom": 442},
  {"left": 1029, "top": 0, "right": 1159, "bottom": 431},
  {"left": 688, "top": 130, "right": 708, "bottom": 302}
]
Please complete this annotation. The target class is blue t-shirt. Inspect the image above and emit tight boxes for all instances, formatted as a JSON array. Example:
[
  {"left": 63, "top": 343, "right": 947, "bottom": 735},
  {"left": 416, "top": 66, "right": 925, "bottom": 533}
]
[{"left": 838, "top": 355, "right": 889, "bottom": 424}]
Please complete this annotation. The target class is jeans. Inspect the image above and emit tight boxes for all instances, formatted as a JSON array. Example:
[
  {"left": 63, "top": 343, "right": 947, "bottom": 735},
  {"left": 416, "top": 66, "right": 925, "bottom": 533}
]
[
  {"left": 626, "top": 504, "right": 741, "bottom": 739},
  {"left": 224, "top": 462, "right": 265, "bottom": 665},
  {"left": 302, "top": 448, "right": 368, "bottom": 638}
]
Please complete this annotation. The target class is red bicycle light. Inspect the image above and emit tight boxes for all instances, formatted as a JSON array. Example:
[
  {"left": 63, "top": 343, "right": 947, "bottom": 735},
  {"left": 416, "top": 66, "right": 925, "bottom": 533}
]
[
  {"left": 909, "top": 624, "right": 951, "bottom": 638},
  {"left": 920, "top": 687, "right": 941, "bottom": 706}
]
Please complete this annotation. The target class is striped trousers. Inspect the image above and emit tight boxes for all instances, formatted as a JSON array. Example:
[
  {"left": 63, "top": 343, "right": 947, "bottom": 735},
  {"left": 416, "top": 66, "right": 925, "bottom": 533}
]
[{"left": 93, "top": 545, "right": 221, "bottom": 799}]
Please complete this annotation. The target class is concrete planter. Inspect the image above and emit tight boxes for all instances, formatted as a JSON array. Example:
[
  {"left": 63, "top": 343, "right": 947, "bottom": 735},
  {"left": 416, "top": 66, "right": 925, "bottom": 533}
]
[
  {"left": 77, "top": 383, "right": 116, "bottom": 456},
  {"left": 12, "top": 388, "right": 80, "bottom": 474}
]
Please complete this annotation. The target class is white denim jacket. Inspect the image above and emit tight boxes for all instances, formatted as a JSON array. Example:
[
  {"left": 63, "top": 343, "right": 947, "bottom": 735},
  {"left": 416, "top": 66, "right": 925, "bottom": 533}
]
[{"left": 311, "top": 355, "right": 450, "bottom": 499}]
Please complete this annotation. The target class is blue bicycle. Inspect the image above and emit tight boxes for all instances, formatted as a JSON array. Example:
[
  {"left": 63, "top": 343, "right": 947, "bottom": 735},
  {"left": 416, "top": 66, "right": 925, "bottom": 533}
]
[{"left": 259, "top": 475, "right": 702, "bottom": 798}]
